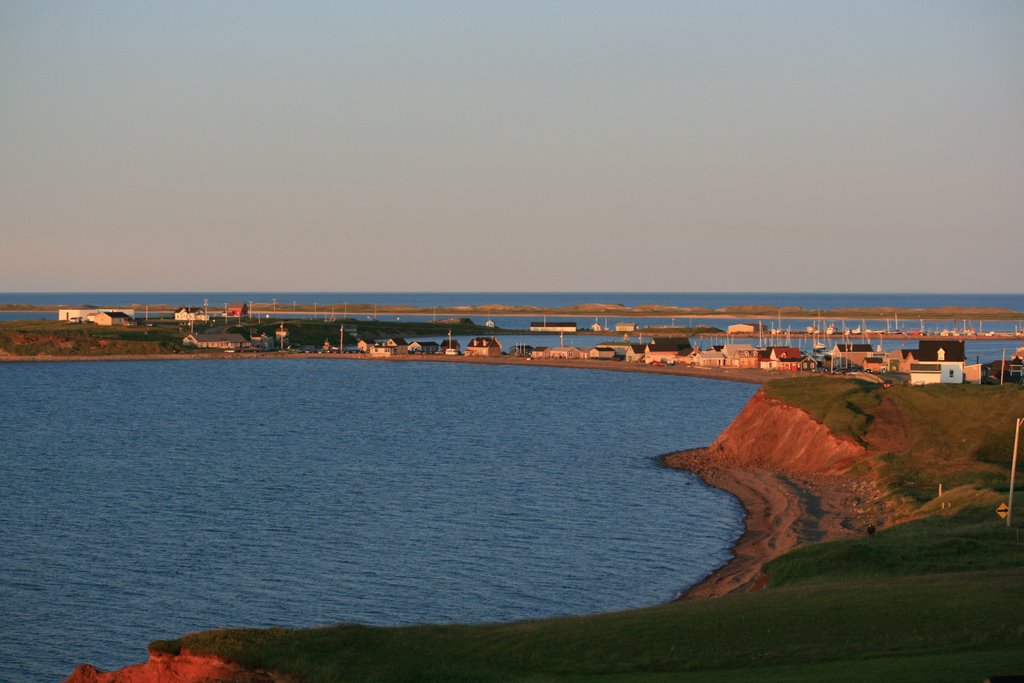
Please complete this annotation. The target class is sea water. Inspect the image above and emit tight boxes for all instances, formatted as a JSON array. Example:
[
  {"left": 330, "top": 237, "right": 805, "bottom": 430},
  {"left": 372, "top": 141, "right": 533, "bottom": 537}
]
[{"left": 0, "top": 360, "right": 755, "bottom": 682}]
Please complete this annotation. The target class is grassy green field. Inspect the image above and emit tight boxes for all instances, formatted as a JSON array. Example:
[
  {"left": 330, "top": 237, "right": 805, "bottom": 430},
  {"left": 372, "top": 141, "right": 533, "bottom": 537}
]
[
  {"left": 140, "top": 379, "right": 1024, "bottom": 681},
  {"left": 153, "top": 571, "right": 1023, "bottom": 682},
  {"left": 0, "top": 319, "right": 183, "bottom": 355}
]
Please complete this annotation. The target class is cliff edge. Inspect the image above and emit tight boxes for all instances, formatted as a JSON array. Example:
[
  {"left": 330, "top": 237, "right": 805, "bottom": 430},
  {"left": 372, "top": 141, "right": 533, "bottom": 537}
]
[
  {"left": 704, "top": 390, "right": 869, "bottom": 475},
  {"left": 63, "top": 648, "right": 291, "bottom": 683}
]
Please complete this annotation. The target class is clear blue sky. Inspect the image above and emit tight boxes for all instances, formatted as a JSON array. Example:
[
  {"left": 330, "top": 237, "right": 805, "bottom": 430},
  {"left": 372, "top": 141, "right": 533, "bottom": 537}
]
[{"left": 1, "top": 1, "right": 1021, "bottom": 292}]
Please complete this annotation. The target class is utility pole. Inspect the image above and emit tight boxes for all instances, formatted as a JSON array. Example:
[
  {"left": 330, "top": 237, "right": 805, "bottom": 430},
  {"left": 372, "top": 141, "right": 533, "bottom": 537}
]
[
  {"left": 272, "top": 298, "right": 277, "bottom": 314},
  {"left": 1008, "top": 417, "right": 1022, "bottom": 528}
]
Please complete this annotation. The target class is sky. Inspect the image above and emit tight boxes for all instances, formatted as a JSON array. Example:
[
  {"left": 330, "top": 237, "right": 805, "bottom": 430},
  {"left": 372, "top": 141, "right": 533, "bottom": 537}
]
[{"left": 1, "top": 1, "right": 1022, "bottom": 293}]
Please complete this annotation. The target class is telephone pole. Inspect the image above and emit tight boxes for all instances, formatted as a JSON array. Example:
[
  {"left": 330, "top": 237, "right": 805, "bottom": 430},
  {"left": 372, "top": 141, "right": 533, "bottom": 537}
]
[{"left": 1008, "top": 417, "right": 1022, "bottom": 528}]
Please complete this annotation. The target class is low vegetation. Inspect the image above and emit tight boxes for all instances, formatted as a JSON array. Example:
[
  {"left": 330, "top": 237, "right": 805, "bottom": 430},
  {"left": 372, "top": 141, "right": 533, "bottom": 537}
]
[
  {"left": 762, "top": 376, "right": 882, "bottom": 443},
  {"left": 0, "top": 319, "right": 181, "bottom": 355},
  {"left": 151, "top": 570, "right": 1023, "bottom": 682}
]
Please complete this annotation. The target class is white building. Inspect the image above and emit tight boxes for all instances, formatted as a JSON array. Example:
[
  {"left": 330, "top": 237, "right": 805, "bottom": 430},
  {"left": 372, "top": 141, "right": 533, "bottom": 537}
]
[
  {"left": 59, "top": 308, "right": 135, "bottom": 323},
  {"left": 174, "top": 307, "right": 209, "bottom": 322},
  {"left": 908, "top": 342, "right": 966, "bottom": 385}
]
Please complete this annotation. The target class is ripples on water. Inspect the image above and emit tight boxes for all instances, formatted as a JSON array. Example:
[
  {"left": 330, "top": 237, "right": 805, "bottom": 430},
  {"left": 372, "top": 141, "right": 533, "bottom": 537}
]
[{"left": 0, "top": 360, "right": 755, "bottom": 682}]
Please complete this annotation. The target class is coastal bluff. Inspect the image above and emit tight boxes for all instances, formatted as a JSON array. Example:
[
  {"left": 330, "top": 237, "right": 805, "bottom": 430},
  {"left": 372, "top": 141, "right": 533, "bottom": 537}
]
[
  {"left": 704, "top": 390, "right": 868, "bottom": 474},
  {"left": 63, "top": 648, "right": 293, "bottom": 683}
]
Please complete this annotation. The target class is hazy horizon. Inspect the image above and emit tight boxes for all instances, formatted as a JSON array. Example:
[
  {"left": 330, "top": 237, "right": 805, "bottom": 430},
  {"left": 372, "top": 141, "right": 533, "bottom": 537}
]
[{"left": 3, "top": 2, "right": 1022, "bottom": 293}]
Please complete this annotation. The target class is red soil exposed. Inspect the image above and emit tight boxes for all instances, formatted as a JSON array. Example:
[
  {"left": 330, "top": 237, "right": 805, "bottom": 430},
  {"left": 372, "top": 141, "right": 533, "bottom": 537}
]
[
  {"left": 705, "top": 391, "right": 868, "bottom": 474},
  {"left": 666, "top": 390, "right": 889, "bottom": 599},
  {"left": 63, "top": 648, "right": 293, "bottom": 683}
]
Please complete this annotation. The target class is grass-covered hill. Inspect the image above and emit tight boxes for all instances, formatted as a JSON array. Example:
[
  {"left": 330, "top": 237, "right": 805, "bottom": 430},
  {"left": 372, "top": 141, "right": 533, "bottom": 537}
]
[{"left": 145, "top": 379, "right": 1024, "bottom": 682}]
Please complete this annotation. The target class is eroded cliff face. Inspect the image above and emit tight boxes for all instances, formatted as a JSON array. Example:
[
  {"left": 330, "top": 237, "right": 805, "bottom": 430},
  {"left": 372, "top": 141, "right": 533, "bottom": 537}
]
[
  {"left": 705, "top": 391, "right": 869, "bottom": 475},
  {"left": 63, "top": 649, "right": 289, "bottom": 683}
]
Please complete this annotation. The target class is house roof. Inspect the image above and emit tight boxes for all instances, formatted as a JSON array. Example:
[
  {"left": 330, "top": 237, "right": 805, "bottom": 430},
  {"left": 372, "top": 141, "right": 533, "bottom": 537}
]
[
  {"left": 387, "top": 337, "right": 409, "bottom": 346},
  {"left": 769, "top": 346, "right": 803, "bottom": 360},
  {"left": 646, "top": 339, "right": 693, "bottom": 355},
  {"left": 468, "top": 337, "right": 501, "bottom": 347},
  {"left": 915, "top": 340, "right": 965, "bottom": 363},
  {"left": 102, "top": 311, "right": 132, "bottom": 318},
  {"left": 833, "top": 343, "right": 874, "bottom": 353},
  {"left": 440, "top": 339, "right": 461, "bottom": 349},
  {"left": 529, "top": 321, "right": 576, "bottom": 327},
  {"left": 414, "top": 341, "right": 440, "bottom": 347}
]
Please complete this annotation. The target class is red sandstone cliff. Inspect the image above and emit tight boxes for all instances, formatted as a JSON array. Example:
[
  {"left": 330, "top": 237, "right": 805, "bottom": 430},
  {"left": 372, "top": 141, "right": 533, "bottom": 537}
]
[
  {"left": 63, "top": 649, "right": 291, "bottom": 683},
  {"left": 704, "top": 391, "right": 869, "bottom": 475}
]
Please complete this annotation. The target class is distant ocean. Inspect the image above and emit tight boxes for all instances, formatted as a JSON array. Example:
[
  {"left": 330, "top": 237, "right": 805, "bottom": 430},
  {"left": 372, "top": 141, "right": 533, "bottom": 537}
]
[{"left": 2, "top": 291, "right": 1023, "bottom": 311}]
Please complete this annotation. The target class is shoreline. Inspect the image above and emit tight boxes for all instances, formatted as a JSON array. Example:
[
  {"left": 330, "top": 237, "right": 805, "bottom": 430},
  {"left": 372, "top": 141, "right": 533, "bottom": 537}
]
[
  {"left": 0, "top": 352, "right": 773, "bottom": 384},
  {"left": 3, "top": 303, "right": 1024, "bottom": 321},
  {"left": 663, "top": 448, "right": 888, "bottom": 599}
]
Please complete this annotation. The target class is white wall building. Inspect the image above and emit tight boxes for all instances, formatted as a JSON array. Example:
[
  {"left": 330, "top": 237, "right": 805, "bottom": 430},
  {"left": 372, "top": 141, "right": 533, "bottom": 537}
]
[{"left": 59, "top": 308, "right": 135, "bottom": 322}]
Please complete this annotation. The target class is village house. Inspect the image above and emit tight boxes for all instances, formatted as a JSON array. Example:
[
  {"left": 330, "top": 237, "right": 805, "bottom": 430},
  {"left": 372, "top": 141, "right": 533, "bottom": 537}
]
[
  {"left": 529, "top": 321, "right": 577, "bottom": 333},
  {"left": 369, "top": 342, "right": 399, "bottom": 357},
  {"left": 174, "top": 307, "right": 209, "bottom": 322},
  {"left": 440, "top": 339, "right": 461, "bottom": 355},
  {"left": 624, "top": 343, "right": 647, "bottom": 363},
  {"left": 861, "top": 355, "right": 886, "bottom": 373},
  {"left": 799, "top": 355, "right": 819, "bottom": 372},
  {"left": 588, "top": 346, "right": 617, "bottom": 360},
  {"left": 983, "top": 356, "right": 1024, "bottom": 387},
  {"left": 692, "top": 348, "right": 726, "bottom": 367},
  {"left": 59, "top": 308, "right": 135, "bottom": 323},
  {"left": 830, "top": 343, "right": 876, "bottom": 370},
  {"left": 93, "top": 311, "right": 134, "bottom": 326},
  {"left": 908, "top": 340, "right": 966, "bottom": 385},
  {"left": 383, "top": 338, "right": 409, "bottom": 354},
  {"left": 721, "top": 343, "right": 758, "bottom": 369},
  {"left": 537, "top": 345, "right": 586, "bottom": 360},
  {"left": 985, "top": 355, "right": 1023, "bottom": 384},
  {"left": 643, "top": 338, "right": 693, "bottom": 365},
  {"left": 225, "top": 302, "right": 249, "bottom": 317},
  {"left": 183, "top": 332, "right": 251, "bottom": 350},
  {"left": 614, "top": 322, "right": 637, "bottom": 333},
  {"left": 758, "top": 346, "right": 803, "bottom": 371},
  {"left": 250, "top": 332, "right": 274, "bottom": 351},
  {"left": 885, "top": 349, "right": 912, "bottom": 373},
  {"left": 727, "top": 323, "right": 755, "bottom": 335},
  {"left": 464, "top": 337, "right": 502, "bottom": 357},
  {"left": 357, "top": 338, "right": 377, "bottom": 353},
  {"left": 407, "top": 341, "right": 441, "bottom": 355}
]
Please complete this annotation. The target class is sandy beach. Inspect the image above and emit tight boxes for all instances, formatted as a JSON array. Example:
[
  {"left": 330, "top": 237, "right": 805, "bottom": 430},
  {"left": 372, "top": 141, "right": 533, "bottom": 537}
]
[
  {"left": 0, "top": 351, "right": 776, "bottom": 384},
  {"left": 664, "top": 448, "right": 889, "bottom": 599}
]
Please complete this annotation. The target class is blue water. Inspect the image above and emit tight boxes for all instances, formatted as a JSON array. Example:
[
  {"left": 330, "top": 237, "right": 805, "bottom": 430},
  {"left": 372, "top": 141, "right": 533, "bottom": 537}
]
[
  {"left": 1, "top": 291, "right": 1022, "bottom": 311},
  {"left": 0, "top": 361, "right": 755, "bottom": 682}
]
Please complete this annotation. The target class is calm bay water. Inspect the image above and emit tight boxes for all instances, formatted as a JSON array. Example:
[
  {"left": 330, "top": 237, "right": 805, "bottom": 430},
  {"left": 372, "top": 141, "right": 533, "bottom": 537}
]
[{"left": 0, "top": 360, "right": 755, "bottom": 682}]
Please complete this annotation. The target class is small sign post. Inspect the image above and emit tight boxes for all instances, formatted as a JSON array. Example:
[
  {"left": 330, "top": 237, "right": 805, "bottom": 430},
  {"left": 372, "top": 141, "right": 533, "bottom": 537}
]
[{"left": 997, "top": 503, "right": 1009, "bottom": 520}]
